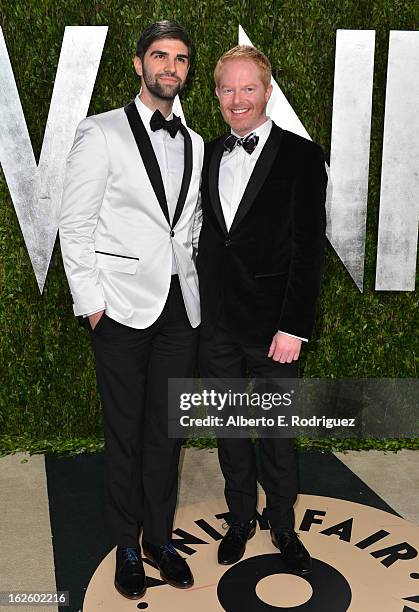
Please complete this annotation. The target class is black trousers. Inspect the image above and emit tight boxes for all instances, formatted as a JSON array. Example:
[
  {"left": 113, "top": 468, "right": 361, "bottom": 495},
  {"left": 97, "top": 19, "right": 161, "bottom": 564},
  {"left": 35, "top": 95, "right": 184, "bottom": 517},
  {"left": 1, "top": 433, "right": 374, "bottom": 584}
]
[
  {"left": 199, "top": 324, "right": 299, "bottom": 532},
  {"left": 91, "top": 276, "right": 198, "bottom": 547}
]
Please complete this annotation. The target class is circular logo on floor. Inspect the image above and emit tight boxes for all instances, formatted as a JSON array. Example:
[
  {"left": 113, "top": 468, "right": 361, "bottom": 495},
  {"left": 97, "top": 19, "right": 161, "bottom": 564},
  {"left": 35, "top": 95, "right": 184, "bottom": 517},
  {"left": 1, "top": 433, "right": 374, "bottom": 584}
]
[{"left": 83, "top": 494, "right": 419, "bottom": 611}]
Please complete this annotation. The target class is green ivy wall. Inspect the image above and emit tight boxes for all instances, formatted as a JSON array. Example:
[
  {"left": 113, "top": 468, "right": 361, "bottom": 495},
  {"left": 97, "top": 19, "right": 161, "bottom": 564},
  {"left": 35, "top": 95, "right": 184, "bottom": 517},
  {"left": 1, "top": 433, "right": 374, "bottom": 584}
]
[{"left": 0, "top": 1, "right": 417, "bottom": 452}]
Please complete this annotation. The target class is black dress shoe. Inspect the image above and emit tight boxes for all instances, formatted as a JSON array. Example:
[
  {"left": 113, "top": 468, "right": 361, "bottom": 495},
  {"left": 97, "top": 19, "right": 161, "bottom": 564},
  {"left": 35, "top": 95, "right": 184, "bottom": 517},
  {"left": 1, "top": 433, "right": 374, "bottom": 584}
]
[
  {"left": 271, "top": 529, "right": 312, "bottom": 574},
  {"left": 114, "top": 546, "right": 146, "bottom": 599},
  {"left": 218, "top": 519, "right": 256, "bottom": 565},
  {"left": 142, "top": 540, "right": 194, "bottom": 588}
]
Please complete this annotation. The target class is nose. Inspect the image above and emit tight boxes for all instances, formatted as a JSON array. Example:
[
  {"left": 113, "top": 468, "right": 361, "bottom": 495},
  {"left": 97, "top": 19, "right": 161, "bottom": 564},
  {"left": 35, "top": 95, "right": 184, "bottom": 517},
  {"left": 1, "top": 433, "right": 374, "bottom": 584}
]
[
  {"left": 232, "top": 89, "right": 242, "bottom": 106},
  {"left": 165, "top": 55, "right": 176, "bottom": 74}
]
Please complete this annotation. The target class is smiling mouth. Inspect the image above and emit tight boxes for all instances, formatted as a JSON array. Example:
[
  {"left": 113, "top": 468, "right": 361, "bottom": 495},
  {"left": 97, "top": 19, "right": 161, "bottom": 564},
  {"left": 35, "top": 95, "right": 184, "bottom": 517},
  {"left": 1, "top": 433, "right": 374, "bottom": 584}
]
[{"left": 231, "top": 108, "right": 250, "bottom": 115}]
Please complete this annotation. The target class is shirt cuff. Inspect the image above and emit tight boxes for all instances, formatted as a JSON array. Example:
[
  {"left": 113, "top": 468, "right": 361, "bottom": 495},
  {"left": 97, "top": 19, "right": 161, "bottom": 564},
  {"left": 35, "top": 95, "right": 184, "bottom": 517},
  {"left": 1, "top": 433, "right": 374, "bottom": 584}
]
[
  {"left": 83, "top": 308, "right": 105, "bottom": 318},
  {"left": 278, "top": 330, "right": 308, "bottom": 342}
]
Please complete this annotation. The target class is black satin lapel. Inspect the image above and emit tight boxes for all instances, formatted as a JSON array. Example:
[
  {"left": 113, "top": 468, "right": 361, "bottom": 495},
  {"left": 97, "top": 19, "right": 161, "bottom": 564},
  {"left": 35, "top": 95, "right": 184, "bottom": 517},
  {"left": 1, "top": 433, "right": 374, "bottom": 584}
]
[
  {"left": 229, "top": 124, "right": 284, "bottom": 233},
  {"left": 124, "top": 100, "right": 170, "bottom": 224},
  {"left": 172, "top": 125, "right": 192, "bottom": 229},
  {"left": 208, "top": 137, "right": 228, "bottom": 236}
]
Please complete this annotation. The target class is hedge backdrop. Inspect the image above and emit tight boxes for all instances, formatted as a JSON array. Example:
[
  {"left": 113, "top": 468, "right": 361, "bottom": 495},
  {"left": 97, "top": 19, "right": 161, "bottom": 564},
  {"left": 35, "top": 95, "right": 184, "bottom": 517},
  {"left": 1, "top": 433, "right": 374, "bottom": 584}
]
[{"left": 0, "top": 0, "right": 417, "bottom": 453}]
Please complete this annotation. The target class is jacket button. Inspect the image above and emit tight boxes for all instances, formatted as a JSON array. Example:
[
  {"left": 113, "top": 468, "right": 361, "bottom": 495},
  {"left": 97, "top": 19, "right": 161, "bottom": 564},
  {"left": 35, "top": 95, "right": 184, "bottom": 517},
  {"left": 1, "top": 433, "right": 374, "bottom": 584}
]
[
  {"left": 170, "top": 230, "right": 175, "bottom": 237},
  {"left": 225, "top": 239, "right": 231, "bottom": 247}
]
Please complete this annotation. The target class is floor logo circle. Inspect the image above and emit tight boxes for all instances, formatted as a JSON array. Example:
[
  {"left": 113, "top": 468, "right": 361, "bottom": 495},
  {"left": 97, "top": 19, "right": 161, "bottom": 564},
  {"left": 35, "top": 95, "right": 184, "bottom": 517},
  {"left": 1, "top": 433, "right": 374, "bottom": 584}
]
[{"left": 83, "top": 494, "right": 419, "bottom": 611}]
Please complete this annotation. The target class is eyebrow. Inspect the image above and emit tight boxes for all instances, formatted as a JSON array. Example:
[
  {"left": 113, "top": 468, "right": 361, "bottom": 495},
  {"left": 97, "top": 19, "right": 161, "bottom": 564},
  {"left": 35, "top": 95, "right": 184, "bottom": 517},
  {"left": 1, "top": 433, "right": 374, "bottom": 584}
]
[
  {"left": 150, "top": 50, "right": 189, "bottom": 60},
  {"left": 221, "top": 83, "right": 258, "bottom": 88}
]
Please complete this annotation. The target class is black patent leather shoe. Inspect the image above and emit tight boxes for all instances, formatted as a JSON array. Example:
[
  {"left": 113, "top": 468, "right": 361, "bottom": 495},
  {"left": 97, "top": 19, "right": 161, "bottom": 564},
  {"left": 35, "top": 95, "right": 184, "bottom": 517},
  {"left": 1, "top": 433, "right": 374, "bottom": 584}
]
[
  {"left": 142, "top": 540, "right": 194, "bottom": 588},
  {"left": 271, "top": 529, "right": 312, "bottom": 574},
  {"left": 114, "top": 545, "right": 146, "bottom": 599},
  {"left": 218, "top": 519, "right": 256, "bottom": 565}
]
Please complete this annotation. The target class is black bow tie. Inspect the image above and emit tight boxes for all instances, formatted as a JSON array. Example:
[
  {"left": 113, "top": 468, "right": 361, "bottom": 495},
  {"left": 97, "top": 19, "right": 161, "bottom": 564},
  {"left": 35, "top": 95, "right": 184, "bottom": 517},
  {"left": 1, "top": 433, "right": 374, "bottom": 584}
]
[
  {"left": 224, "top": 132, "right": 259, "bottom": 155},
  {"left": 150, "top": 109, "right": 182, "bottom": 138}
]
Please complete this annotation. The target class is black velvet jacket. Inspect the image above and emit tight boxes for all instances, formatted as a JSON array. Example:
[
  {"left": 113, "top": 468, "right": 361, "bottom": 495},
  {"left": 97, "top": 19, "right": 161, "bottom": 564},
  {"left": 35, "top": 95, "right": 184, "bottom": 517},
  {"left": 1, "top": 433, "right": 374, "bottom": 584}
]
[{"left": 197, "top": 122, "right": 328, "bottom": 345}]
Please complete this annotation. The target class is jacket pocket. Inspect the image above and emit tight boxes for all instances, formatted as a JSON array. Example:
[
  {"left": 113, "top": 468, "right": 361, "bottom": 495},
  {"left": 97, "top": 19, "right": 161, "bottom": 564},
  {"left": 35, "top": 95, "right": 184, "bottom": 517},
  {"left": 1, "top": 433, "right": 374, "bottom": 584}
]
[
  {"left": 254, "top": 271, "right": 288, "bottom": 279},
  {"left": 95, "top": 251, "right": 139, "bottom": 274},
  {"left": 254, "top": 271, "right": 288, "bottom": 296}
]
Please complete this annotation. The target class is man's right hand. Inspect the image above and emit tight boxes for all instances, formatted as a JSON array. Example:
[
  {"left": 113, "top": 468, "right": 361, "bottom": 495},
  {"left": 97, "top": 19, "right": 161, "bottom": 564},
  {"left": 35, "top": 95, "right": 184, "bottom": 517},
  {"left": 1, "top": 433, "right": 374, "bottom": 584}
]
[{"left": 89, "top": 310, "right": 105, "bottom": 330}]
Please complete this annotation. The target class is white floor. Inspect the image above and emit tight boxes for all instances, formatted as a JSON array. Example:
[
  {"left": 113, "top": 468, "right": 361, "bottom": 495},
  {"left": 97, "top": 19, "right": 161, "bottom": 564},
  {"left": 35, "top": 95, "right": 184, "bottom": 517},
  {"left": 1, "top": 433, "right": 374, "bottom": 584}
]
[
  {"left": 0, "top": 453, "right": 57, "bottom": 612},
  {"left": 335, "top": 449, "right": 419, "bottom": 525}
]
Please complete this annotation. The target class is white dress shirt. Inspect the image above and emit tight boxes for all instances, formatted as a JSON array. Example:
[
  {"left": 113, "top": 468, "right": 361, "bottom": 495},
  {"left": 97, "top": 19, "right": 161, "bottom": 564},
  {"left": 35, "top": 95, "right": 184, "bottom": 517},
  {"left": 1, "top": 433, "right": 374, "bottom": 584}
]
[
  {"left": 218, "top": 118, "right": 307, "bottom": 343},
  {"left": 219, "top": 119, "right": 272, "bottom": 231},
  {"left": 135, "top": 96, "right": 184, "bottom": 276},
  {"left": 134, "top": 96, "right": 184, "bottom": 226}
]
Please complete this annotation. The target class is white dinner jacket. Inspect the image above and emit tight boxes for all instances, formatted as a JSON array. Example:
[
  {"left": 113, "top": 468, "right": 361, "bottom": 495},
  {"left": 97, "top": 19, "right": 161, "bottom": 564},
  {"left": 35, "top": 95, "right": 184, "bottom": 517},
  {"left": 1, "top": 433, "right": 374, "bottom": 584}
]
[{"left": 59, "top": 100, "right": 203, "bottom": 329}]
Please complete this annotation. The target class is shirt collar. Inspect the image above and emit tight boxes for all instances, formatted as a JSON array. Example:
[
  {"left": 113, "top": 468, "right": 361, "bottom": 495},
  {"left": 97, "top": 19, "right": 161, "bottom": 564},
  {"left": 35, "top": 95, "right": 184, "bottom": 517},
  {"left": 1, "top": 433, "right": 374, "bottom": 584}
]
[
  {"left": 134, "top": 94, "right": 174, "bottom": 133},
  {"left": 231, "top": 117, "right": 272, "bottom": 140}
]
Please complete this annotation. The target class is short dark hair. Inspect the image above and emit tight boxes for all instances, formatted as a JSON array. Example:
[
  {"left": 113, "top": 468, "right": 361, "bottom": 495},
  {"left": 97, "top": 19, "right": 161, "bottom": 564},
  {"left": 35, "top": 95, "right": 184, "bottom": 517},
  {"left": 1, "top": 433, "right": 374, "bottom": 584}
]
[{"left": 136, "top": 20, "right": 192, "bottom": 61}]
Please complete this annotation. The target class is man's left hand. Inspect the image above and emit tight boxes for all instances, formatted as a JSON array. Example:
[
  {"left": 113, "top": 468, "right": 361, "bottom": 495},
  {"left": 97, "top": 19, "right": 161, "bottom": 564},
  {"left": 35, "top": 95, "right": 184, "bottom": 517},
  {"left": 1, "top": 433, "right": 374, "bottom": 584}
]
[{"left": 268, "top": 332, "right": 302, "bottom": 363}]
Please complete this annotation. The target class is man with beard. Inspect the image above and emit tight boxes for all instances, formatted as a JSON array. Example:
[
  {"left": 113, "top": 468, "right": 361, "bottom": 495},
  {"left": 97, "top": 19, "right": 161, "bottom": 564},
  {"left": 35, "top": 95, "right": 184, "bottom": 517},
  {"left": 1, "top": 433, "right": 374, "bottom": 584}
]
[{"left": 59, "top": 21, "right": 203, "bottom": 599}]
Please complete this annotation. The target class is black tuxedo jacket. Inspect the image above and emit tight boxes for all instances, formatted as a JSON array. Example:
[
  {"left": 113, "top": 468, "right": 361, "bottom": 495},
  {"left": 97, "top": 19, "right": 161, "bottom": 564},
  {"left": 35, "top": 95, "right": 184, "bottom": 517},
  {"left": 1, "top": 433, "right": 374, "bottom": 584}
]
[{"left": 197, "top": 122, "right": 328, "bottom": 345}]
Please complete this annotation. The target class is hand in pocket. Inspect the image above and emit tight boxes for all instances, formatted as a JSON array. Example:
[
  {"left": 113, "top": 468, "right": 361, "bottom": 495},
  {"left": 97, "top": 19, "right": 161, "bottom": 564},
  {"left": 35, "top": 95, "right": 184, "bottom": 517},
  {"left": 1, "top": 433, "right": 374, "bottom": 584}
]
[{"left": 89, "top": 310, "right": 105, "bottom": 330}]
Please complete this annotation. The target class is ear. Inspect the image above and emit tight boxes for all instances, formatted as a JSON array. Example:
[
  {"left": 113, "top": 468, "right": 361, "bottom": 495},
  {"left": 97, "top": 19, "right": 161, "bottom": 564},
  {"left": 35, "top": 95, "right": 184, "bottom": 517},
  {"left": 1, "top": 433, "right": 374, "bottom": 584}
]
[
  {"left": 133, "top": 55, "right": 143, "bottom": 77},
  {"left": 265, "top": 83, "right": 273, "bottom": 103},
  {"left": 215, "top": 87, "right": 220, "bottom": 101}
]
